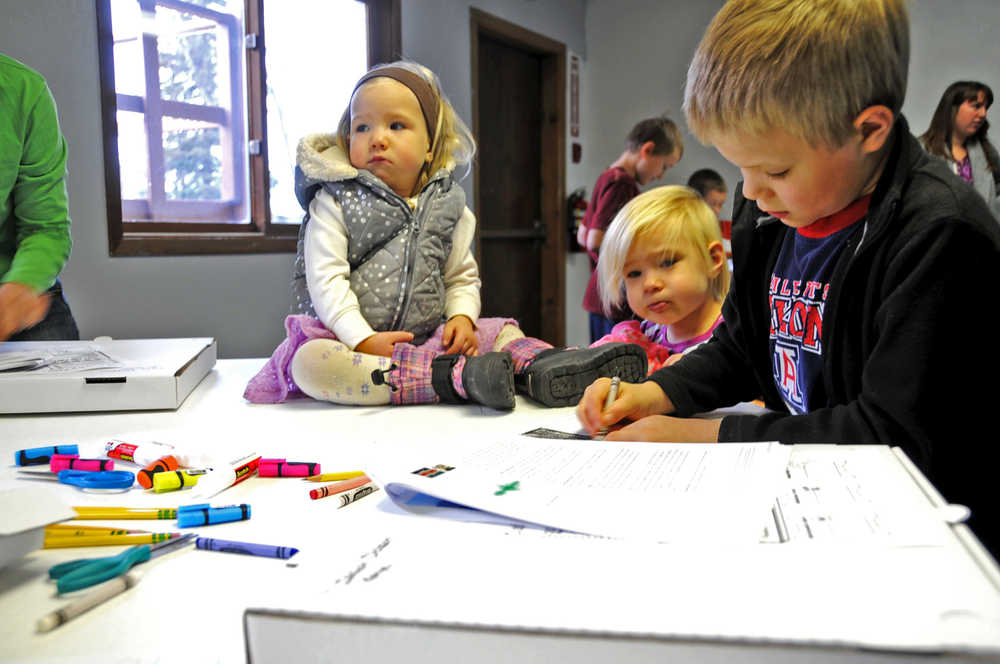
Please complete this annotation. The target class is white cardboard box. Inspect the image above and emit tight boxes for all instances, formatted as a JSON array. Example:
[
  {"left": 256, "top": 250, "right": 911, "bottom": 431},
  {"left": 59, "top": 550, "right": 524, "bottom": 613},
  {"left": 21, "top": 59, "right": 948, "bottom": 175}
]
[{"left": 0, "top": 337, "right": 216, "bottom": 413}]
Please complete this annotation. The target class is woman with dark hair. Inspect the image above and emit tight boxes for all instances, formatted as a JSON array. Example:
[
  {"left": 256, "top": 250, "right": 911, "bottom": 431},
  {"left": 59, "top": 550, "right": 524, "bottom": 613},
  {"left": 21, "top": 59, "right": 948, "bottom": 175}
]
[{"left": 920, "top": 81, "right": 999, "bottom": 219}]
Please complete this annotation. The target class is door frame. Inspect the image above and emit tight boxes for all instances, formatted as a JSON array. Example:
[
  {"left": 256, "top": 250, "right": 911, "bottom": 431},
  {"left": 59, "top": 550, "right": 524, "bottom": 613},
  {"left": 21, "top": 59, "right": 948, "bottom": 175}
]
[{"left": 470, "top": 8, "right": 567, "bottom": 346}]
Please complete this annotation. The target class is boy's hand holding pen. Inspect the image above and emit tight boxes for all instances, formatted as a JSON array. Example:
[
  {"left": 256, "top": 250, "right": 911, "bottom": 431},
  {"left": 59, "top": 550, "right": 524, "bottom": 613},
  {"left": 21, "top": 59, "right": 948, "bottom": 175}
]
[{"left": 577, "top": 377, "right": 673, "bottom": 439}]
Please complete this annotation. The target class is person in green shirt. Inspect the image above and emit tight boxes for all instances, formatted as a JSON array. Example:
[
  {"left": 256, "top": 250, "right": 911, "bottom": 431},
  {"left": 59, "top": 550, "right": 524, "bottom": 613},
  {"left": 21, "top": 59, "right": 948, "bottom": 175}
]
[{"left": 0, "top": 53, "right": 78, "bottom": 341}]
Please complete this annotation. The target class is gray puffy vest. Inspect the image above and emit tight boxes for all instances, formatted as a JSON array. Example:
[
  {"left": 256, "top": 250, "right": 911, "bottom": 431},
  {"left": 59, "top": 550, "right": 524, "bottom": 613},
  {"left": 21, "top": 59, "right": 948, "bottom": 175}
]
[{"left": 291, "top": 167, "right": 466, "bottom": 345}]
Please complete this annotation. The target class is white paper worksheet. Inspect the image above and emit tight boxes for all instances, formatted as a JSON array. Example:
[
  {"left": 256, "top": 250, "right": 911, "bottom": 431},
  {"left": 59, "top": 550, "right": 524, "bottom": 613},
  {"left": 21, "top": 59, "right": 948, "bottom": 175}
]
[{"left": 368, "top": 436, "right": 790, "bottom": 544}]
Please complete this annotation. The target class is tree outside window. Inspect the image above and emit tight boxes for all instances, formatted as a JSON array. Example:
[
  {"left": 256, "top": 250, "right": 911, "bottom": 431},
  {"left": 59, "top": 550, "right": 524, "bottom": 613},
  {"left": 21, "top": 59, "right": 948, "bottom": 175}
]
[{"left": 96, "top": 0, "right": 399, "bottom": 255}]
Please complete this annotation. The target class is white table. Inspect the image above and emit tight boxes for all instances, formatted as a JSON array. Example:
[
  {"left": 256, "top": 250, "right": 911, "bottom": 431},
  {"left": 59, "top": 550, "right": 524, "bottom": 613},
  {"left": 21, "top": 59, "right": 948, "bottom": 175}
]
[{"left": 1, "top": 360, "right": 998, "bottom": 663}]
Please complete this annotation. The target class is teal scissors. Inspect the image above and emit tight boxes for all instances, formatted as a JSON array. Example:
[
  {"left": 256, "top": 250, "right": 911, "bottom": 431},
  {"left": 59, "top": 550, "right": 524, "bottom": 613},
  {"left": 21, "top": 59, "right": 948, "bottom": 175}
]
[
  {"left": 48, "top": 532, "right": 197, "bottom": 594},
  {"left": 18, "top": 469, "right": 135, "bottom": 491}
]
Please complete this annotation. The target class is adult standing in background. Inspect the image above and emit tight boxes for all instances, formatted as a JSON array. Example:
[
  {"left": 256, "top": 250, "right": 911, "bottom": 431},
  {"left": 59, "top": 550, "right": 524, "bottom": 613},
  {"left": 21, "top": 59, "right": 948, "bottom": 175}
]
[
  {"left": 578, "top": 117, "right": 683, "bottom": 343},
  {"left": 0, "top": 53, "right": 79, "bottom": 341},
  {"left": 920, "top": 81, "right": 1000, "bottom": 220}
]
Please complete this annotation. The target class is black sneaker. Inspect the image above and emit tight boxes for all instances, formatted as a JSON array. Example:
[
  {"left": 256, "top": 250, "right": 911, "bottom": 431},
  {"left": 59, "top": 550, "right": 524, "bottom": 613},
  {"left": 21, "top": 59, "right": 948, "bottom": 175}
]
[
  {"left": 432, "top": 352, "right": 515, "bottom": 410},
  {"left": 516, "top": 343, "right": 647, "bottom": 407}
]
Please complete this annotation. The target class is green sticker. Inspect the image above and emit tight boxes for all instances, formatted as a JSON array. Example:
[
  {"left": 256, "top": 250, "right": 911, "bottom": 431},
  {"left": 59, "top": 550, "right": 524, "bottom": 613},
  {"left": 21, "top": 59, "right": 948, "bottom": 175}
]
[{"left": 494, "top": 481, "right": 520, "bottom": 496}]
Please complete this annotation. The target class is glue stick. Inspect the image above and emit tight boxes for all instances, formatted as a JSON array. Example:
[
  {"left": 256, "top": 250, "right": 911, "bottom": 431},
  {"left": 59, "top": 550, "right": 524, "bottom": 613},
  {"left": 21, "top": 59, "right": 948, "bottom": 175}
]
[
  {"left": 192, "top": 453, "right": 261, "bottom": 499},
  {"left": 104, "top": 439, "right": 176, "bottom": 466}
]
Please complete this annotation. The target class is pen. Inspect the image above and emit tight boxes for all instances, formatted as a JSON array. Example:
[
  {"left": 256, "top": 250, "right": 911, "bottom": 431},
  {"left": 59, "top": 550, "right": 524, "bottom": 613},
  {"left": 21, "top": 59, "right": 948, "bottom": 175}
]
[
  {"left": 71, "top": 506, "right": 178, "bottom": 520},
  {"left": 43, "top": 533, "right": 181, "bottom": 549},
  {"left": 195, "top": 537, "right": 299, "bottom": 559},
  {"left": 596, "top": 376, "right": 621, "bottom": 440},
  {"left": 36, "top": 572, "right": 142, "bottom": 633},
  {"left": 304, "top": 470, "right": 366, "bottom": 482}
]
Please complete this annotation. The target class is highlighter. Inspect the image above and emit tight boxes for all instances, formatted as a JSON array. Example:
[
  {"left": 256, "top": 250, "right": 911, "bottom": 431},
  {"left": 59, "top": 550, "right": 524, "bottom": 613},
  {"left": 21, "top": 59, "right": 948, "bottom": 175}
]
[
  {"left": 51, "top": 455, "right": 114, "bottom": 472},
  {"left": 177, "top": 503, "right": 251, "bottom": 528},
  {"left": 137, "top": 455, "right": 180, "bottom": 489},
  {"left": 15, "top": 444, "right": 79, "bottom": 466},
  {"left": 258, "top": 458, "right": 321, "bottom": 478},
  {"left": 152, "top": 468, "right": 209, "bottom": 493}
]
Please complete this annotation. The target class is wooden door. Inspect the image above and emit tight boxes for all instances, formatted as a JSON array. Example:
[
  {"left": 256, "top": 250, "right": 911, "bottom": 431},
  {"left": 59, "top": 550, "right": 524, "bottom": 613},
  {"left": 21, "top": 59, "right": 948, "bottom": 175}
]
[{"left": 472, "top": 10, "right": 565, "bottom": 345}]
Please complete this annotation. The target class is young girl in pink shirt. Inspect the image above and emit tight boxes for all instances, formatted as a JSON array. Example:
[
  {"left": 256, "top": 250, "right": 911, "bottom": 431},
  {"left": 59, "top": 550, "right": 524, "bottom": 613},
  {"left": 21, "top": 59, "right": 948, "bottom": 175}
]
[{"left": 592, "top": 185, "right": 730, "bottom": 373}]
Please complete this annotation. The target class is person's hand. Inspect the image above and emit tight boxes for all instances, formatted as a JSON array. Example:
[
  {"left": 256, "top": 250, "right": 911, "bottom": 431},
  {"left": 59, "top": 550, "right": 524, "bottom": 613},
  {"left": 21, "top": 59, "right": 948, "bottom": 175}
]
[
  {"left": 576, "top": 378, "right": 672, "bottom": 435},
  {"left": 0, "top": 282, "right": 50, "bottom": 341},
  {"left": 354, "top": 330, "right": 414, "bottom": 357},
  {"left": 603, "top": 414, "right": 722, "bottom": 443},
  {"left": 442, "top": 315, "right": 477, "bottom": 355}
]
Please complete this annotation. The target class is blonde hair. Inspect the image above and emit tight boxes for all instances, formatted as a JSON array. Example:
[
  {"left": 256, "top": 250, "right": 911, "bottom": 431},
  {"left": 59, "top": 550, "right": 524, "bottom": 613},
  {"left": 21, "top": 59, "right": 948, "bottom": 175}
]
[
  {"left": 597, "top": 185, "right": 731, "bottom": 316},
  {"left": 337, "top": 61, "right": 476, "bottom": 191},
  {"left": 683, "top": 0, "right": 909, "bottom": 148}
]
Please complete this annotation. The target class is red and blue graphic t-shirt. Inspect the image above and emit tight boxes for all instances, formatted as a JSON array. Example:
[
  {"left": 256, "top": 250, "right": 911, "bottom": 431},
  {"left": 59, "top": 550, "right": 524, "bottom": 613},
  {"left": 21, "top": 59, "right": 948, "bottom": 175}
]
[{"left": 769, "top": 196, "right": 870, "bottom": 414}]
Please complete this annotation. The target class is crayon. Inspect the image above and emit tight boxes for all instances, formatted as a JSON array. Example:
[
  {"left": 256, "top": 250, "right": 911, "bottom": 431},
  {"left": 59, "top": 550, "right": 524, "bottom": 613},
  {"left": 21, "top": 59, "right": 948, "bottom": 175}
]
[
  {"left": 71, "top": 506, "right": 178, "bottom": 520},
  {"left": 308, "top": 475, "right": 371, "bottom": 500},
  {"left": 15, "top": 444, "right": 79, "bottom": 466},
  {"left": 43, "top": 533, "right": 179, "bottom": 548},
  {"left": 136, "top": 455, "right": 180, "bottom": 489},
  {"left": 195, "top": 537, "right": 298, "bottom": 559},
  {"left": 36, "top": 572, "right": 142, "bottom": 633},
  {"left": 304, "top": 470, "right": 366, "bottom": 482},
  {"left": 336, "top": 482, "right": 379, "bottom": 509},
  {"left": 152, "top": 469, "right": 208, "bottom": 493},
  {"left": 258, "top": 458, "right": 321, "bottom": 478}
]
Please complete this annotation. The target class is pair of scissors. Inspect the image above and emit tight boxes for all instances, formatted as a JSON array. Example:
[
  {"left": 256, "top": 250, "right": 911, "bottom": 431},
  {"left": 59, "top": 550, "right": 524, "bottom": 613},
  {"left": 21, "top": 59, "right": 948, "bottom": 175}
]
[
  {"left": 18, "top": 469, "right": 135, "bottom": 491},
  {"left": 48, "top": 532, "right": 197, "bottom": 593}
]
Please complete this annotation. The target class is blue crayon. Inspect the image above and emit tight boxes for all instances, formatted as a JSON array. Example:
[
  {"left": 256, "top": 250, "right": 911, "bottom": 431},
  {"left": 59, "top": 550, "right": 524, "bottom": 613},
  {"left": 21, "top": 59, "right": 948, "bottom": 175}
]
[
  {"left": 195, "top": 537, "right": 298, "bottom": 559},
  {"left": 177, "top": 503, "right": 251, "bottom": 528},
  {"left": 15, "top": 444, "right": 79, "bottom": 466}
]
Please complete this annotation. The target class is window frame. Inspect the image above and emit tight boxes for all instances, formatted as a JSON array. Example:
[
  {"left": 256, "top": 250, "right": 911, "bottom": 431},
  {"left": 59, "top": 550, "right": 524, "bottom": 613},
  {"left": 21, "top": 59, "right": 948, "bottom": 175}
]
[{"left": 96, "top": 0, "right": 400, "bottom": 256}]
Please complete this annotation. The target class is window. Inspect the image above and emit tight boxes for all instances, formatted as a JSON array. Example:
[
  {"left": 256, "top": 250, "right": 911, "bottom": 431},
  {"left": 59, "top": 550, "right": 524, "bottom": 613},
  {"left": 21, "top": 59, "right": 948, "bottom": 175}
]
[{"left": 96, "top": 0, "right": 400, "bottom": 255}]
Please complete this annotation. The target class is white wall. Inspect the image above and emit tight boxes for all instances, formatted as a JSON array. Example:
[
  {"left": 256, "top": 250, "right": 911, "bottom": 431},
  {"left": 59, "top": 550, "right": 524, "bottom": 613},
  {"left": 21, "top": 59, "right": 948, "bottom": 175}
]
[{"left": 2, "top": 0, "right": 997, "bottom": 356}]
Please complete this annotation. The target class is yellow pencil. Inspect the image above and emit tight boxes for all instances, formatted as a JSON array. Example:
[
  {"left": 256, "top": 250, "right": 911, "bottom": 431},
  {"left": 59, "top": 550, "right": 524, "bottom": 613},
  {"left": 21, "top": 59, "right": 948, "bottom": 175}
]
[
  {"left": 43, "top": 532, "right": 179, "bottom": 549},
  {"left": 45, "top": 526, "right": 145, "bottom": 538},
  {"left": 71, "top": 506, "right": 178, "bottom": 520},
  {"left": 304, "top": 471, "right": 366, "bottom": 482}
]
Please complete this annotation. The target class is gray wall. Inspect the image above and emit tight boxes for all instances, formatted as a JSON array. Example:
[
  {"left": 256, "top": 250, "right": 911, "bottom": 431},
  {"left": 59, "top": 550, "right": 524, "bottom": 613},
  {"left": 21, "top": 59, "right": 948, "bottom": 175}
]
[{"left": 1, "top": 1, "right": 997, "bottom": 355}]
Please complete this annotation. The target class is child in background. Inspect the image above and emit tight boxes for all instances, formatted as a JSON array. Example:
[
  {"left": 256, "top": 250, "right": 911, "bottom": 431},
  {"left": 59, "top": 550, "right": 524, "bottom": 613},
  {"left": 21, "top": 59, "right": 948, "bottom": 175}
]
[
  {"left": 578, "top": 117, "right": 683, "bottom": 343},
  {"left": 687, "top": 168, "right": 731, "bottom": 262},
  {"left": 244, "top": 61, "right": 645, "bottom": 410},
  {"left": 591, "top": 186, "right": 728, "bottom": 374},
  {"left": 576, "top": 0, "right": 1000, "bottom": 556}
]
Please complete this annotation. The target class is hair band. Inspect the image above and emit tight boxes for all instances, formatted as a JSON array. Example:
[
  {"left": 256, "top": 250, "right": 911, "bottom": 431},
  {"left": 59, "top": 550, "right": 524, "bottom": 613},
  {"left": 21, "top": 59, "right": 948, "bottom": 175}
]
[{"left": 353, "top": 66, "right": 439, "bottom": 145}]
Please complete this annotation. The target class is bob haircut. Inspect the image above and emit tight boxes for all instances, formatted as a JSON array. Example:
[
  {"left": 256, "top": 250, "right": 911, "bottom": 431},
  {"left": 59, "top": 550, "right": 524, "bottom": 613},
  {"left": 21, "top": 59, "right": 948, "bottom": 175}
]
[
  {"left": 597, "top": 185, "right": 731, "bottom": 316},
  {"left": 336, "top": 61, "right": 476, "bottom": 192},
  {"left": 683, "top": 0, "right": 909, "bottom": 149}
]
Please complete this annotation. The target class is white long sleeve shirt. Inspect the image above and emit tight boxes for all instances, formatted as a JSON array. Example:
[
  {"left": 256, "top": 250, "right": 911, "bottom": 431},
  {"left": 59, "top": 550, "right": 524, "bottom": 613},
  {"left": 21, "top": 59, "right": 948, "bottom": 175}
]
[{"left": 304, "top": 187, "right": 482, "bottom": 349}]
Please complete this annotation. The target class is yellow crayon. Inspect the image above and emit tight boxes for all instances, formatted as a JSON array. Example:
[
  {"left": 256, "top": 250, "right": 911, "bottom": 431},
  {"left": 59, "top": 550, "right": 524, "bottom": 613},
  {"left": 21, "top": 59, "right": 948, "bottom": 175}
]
[
  {"left": 304, "top": 470, "right": 366, "bottom": 482},
  {"left": 71, "top": 507, "right": 178, "bottom": 520},
  {"left": 43, "top": 533, "right": 179, "bottom": 549}
]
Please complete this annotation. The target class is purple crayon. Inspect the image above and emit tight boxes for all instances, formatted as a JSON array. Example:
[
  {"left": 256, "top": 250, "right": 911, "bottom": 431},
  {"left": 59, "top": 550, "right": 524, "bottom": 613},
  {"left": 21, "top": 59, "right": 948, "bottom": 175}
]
[
  {"left": 195, "top": 537, "right": 298, "bottom": 559},
  {"left": 258, "top": 458, "right": 320, "bottom": 478}
]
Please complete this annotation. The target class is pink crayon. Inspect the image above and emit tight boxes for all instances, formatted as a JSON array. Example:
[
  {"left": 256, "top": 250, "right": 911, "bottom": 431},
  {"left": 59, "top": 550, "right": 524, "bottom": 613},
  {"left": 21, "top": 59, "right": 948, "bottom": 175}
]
[
  {"left": 258, "top": 458, "right": 320, "bottom": 478},
  {"left": 51, "top": 454, "right": 114, "bottom": 472}
]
